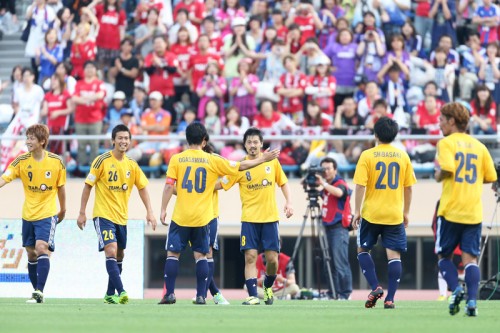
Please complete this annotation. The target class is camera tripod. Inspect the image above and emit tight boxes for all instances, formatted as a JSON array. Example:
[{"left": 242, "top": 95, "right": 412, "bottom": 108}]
[{"left": 288, "top": 189, "right": 336, "bottom": 299}]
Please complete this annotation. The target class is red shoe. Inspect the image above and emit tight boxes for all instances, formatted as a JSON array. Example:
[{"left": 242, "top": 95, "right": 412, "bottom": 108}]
[{"left": 365, "top": 287, "right": 384, "bottom": 308}]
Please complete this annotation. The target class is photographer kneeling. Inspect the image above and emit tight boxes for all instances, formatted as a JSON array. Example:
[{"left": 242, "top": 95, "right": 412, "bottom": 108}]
[{"left": 316, "top": 157, "right": 353, "bottom": 300}]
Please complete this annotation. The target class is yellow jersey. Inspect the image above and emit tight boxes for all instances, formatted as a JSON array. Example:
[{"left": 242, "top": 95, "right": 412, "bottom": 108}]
[
  {"left": 85, "top": 151, "right": 149, "bottom": 225},
  {"left": 221, "top": 157, "right": 288, "bottom": 223},
  {"left": 1, "top": 151, "right": 66, "bottom": 221},
  {"left": 436, "top": 133, "right": 497, "bottom": 224},
  {"left": 353, "top": 143, "right": 417, "bottom": 225},
  {"left": 167, "top": 149, "right": 240, "bottom": 227}
]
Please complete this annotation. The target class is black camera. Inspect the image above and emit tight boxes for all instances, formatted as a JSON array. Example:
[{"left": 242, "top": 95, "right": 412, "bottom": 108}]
[{"left": 304, "top": 165, "right": 325, "bottom": 189}]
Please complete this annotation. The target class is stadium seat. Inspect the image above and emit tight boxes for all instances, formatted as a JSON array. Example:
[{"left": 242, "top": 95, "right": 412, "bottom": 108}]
[
  {"left": 282, "top": 165, "right": 300, "bottom": 177},
  {"left": 161, "top": 165, "right": 168, "bottom": 174},
  {"left": 140, "top": 165, "right": 161, "bottom": 178}
]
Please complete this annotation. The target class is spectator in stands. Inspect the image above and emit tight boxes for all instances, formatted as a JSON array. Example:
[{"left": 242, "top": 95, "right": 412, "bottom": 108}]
[
  {"left": 415, "top": 81, "right": 444, "bottom": 115},
  {"left": 285, "top": 23, "right": 302, "bottom": 55},
  {"left": 92, "top": 0, "right": 127, "bottom": 70},
  {"left": 173, "top": 0, "right": 205, "bottom": 31},
  {"left": 223, "top": 17, "right": 256, "bottom": 80},
  {"left": 144, "top": 36, "right": 178, "bottom": 120},
  {"left": 277, "top": 0, "right": 296, "bottom": 21},
  {"left": 229, "top": 58, "right": 258, "bottom": 122},
  {"left": 129, "top": 86, "right": 147, "bottom": 123},
  {"left": 275, "top": 55, "right": 308, "bottom": 125},
  {"left": 287, "top": 1, "right": 324, "bottom": 46},
  {"left": 176, "top": 107, "right": 196, "bottom": 134},
  {"left": 470, "top": 85, "right": 497, "bottom": 135},
  {"left": 296, "top": 37, "right": 328, "bottom": 75},
  {"left": 78, "top": 6, "right": 99, "bottom": 40},
  {"left": 104, "top": 90, "right": 127, "bottom": 134},
  {"left": 355, "top": 11, "right": 385, "bottom": 45},
  {"left": 202, "top": 16, "right": 223, "bottom": 55},
  {"left": 0, "top": 0, "right": 18, "bottom": 24},
  {"left": 356, "top": 12, "right": 386, "bottom": 83},
  {"left": 334, "top": 96, "right": 364, "bottom": 129},
  {"left": 171, "top": 27, "right": 194, "bottom": 106},
  {"left": 324, "top": 28, "right": 357, "bottom": 107},
  {"left": 303, "top": 100, "right": 331, "bottom": 133},
  {"left": 202, "top": 99, "right": 222, "bottom": 136},
  {"left": 70, "top": 22, "right": 97, "bottom": 80},
  {"left": 9, "top": 66, "right": 23, "bottom": 102},
  {"left": 25, "top": 0, "right": 56, "bottom": 78},
  {"left": 365, "top": 99, "right": 390, "bottom": 129},
  {"left": 430, "top": 35, "right": 459, "bottom": 70},
  {"left": 134, "top": 8, "right": 167, "bottom": 59},
  {"left": 35, "top": 28, "right": 63, "bottom": 85},
  {"left": 72, "top": 61, "right": 106, "bottom": 166},
  {"left": 357, "top": 81, "right": 380, "bottom": 120},
  {"left": 432, "top": 47, "right": 455, "bottom": 102},
  {"left": 108, "top": 37, "right": 139, "bottom": 100},
  {"left": 196, "top": 61, "right": 227, "bottom": 122},
  {"left": 256, "top": 251, "right": 300, "bottom": 300},
  {"left": 253, "top": 99, "right": 296, "bottom": 134},
  {"left": 271, "top": 8, "right": 287, "bottom": 42},
  {"left": 378, "top": 34, "right": 410, "bottom": 82},
  {"left": 203, "top": 0, "right": 220, "bottom": 19},
  {"left": 1, "top": 68, "right": 45, "bottom": 171},
  {"left": 134, "top": 0, "right": 163, "bottom": 25},
  {"left": 429, "top": 0, "right": 457, "bottom": 50},
  {"left": 472, "top": 0, "right": 500, "bottom": 47},
  {"left": 251, "top": 0, "right": 271, "bottom": 29},
  {"left": 254, "top": 27, "right": 277, "bottom": 79},
  {"left": 168, "top": 8, "right": 198, "bottom": 46},
  {"left": 478, "top": 43, "right": 500, "bottom": 105},
  {"left": 414, "top": 95, "right": 441, "bottom": 135},
  {"left": 381, "top": 65, "right": 409, "bottom": 128},
  {"left": 317, "top": 0, "right": 344, "bottom": 49},
  {"left": 223, "top": 106, "right": 250, "bottom": 135},
  {"left": 351, "top": 0, "right": 380, "bottom": 28},
  {"left": 458, "top": 33, "right": 483, "bottom": 101},
  {"left": 247, "top": 15, "right": 263, "bottom": 46},
  {"left": 217, "top": 0, "right": 245, "bottom": 39},
  {"left": 401, "top": 21, "right": 423, "bottom": 58},
  {"left": 305, "top": 57, "right": 336, "bottom": 117},
  {"left": 52, "top": 62, "right": 76, "bottom": 94},
  {"left": 457, "top": 0, "right": 477, "bottom": 45},
  {"left": 379, "top": 0, "right": 410, "bottom": 37},
  {"left": 54, "top": 7, "right": 73, "bottom": 58},
  {"left": 414, "top": 0, "right": 432, "bottom": 51},
  {"left": 187, "top": 34, "right": 224, "bottom": 107},
  {"left": 264, "top": 39, "right": 286, "bottom": 85},
  {"left": 41, "top": 74, "right": 72, "bottom": 153},
  {"left": 140, "top": 90, "right": 171, "bottom": 136},
  {"left": 118, "top": 109, "right": 140, "bottom": 141}
]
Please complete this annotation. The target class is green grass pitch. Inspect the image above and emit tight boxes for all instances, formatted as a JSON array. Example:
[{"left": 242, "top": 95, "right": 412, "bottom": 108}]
[{"left": 1, "top": 299, "right": 499, "bottom": 333}]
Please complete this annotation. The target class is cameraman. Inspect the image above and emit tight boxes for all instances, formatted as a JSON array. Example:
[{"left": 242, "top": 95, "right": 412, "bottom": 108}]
[{"left": 316, "top": 157, "right": 353, "bottom": 300}]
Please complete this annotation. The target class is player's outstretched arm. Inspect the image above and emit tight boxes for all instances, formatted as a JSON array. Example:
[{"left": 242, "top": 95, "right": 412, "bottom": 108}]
[
  {"left": 352, "top": 184, "right": 366, "bottom": 230},
  {"left": 281, "top": 183, "right": 293, "bottom": 218},
  {"left": 77, "top": 184, "right": 92, "bottom": 230},
  {"left": 403, "top": 186, "right": 412, "bottom": 228},
  {"left": 160, "top": 182, "right": 175, "bottom": 226},
  {"left": 138, "top": 187, "right": 157, "bottom": 231},
  {"left": 57, "top": 185, "right": 67, "bottom": 224},
  {"left": 238, "top": 148, "right": 280, "bottom": 171}
]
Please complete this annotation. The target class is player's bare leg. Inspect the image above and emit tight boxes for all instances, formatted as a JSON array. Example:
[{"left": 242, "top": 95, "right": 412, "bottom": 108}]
[{"left": 242, "top": 249, "right": 260, "bottom": 305}]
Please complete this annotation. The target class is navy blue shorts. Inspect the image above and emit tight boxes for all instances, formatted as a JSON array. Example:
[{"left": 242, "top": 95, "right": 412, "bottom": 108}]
[
  {"left": 93, "top": 217, "right": 127, "bottom": 252},
  {"left": 240, "top": 222, "right": 280, "bottom": 252},
  {"left": 208, "top": 217, "right": 219, "bottom": 251},
  {"left": 357, "top": 218, "right": 407, "bottom": 253},
  {"left": 166, "top": 220, "right": 210, "bottom": 254},
  {"left": 435, "top": 216, "right": 481, "bottom": 257},
  {"left": 22, "top": 216, "right": 57, "bottom": 252}
]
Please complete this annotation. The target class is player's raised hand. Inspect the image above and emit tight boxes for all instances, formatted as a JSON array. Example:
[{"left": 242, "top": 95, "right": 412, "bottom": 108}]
[
  {"left": 160, "top": 210, "right": 168, "bottom": 226},
  {"left": 77, "top": 213, "right": 87, "bottom": 230},
  {"left": 284, "top": 202, "right": 294, "bottom": 218},
  {"left": 262, "top": 148, "right": 280, "bottom": 162},
  {"left": 147, "top": 211, "right": 157, "bottom": 231},
  {"left": 352, "top": 212, "right": 361, "bottom": 230}
]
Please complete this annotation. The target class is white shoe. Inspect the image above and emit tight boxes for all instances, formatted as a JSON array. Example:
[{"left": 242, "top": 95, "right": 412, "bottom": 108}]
[
  {"left": 26, "top": 298, "right": 37, "bottom": 304},
  {"left": 32, "top": 290, "right": 44, "bottom": 303}
]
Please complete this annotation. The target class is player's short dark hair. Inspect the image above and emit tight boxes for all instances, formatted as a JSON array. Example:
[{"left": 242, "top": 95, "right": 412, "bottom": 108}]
[
  {"left": 112, "top": 124, "right": 131, "bottom": 141},
  {"left": 320, "top": 157, "right": 337, "bottom": 170},
  {"left": 26, "top": 124, "right": 50, "bottom": 149},
  {"left": 186, "top": 122, "right": 209, "bottom": 145},
  {"left": 243, "top": 127, "right": 263, "bottom": 145},
  {"left": 374, "top": 117, "right": 399, "bottom": 143}
]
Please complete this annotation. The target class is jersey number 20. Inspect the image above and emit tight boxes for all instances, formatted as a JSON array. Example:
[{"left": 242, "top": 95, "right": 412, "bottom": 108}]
[
  {"left": 182, "top": 166, "right": 207, "bottom": 193},
  {"left": 375, "top": 162, "right": 400, "bottom": 190}
]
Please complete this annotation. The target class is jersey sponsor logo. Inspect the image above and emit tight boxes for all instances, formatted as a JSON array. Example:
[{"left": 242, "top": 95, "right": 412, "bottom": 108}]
[
  {"left": 28, "top": 184, "right": 53, "bottom": 192},
  {"left": 122, "top": 183, "right": 128, "bottom": 191},
  {"left": 108, "top": 184, "right": 128, "bottom": 192},
  {"left": 246, "top": 179, "right": 273, "bottom": 190},
  {"left": 265, "top": 166, "right": 271, "bottom": 174},
  {"left": 45, "top": 171, "right": 51, "bottom": 178}
]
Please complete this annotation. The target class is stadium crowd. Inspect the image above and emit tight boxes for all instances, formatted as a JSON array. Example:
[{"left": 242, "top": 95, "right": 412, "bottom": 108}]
[{"left": 0, "top": 0, "right": 499, "bottom": 173}]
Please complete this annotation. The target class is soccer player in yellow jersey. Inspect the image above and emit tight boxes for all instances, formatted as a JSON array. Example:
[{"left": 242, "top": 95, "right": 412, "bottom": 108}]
[
  {"left": 220, "top": 127, "right": 294, "bottom": 306},
  {"left": 434, "top": 102, "right": 497, "bottom": 317},
  {"left": 0, "top": 124, "right": 66, "bottom": 304},
  {"left": 158, "top": 123, "right": 279, "bottom": 305},
  {"left": 352, "top": 117, "right": 416, "bottom": 309},
  {"left": 77, "top": 125, "right": 157, "bottom": 305}
]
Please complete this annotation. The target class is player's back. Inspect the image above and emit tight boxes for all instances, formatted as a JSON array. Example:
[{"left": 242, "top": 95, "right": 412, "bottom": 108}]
[
  {"left": 168, "top": 149, "right": 239, "bottom": 227},
  {"left": 354, "top": 143, "right": 416, "bottom": 225},
  {"left": 437, "top": 133, "right": 497, "bottom": 224}
]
